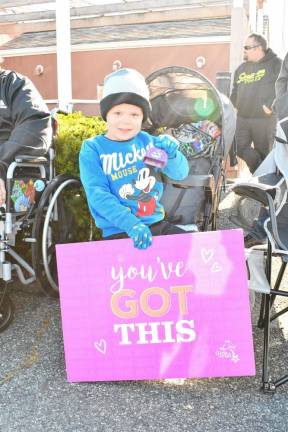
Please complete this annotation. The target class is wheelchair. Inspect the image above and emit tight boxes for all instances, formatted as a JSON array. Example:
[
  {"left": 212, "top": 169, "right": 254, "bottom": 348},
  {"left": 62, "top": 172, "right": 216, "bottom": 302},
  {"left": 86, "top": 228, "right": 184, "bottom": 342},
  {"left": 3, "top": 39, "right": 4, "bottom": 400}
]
[{"left": 0, "top": 111, "right": 91, "bottom": 332}]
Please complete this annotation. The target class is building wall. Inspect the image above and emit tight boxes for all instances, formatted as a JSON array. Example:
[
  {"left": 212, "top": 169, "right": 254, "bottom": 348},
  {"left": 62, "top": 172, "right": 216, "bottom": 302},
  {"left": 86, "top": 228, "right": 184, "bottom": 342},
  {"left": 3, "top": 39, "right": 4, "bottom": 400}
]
[
  {"left": 3, "top": 42, "right": 230, "bottom": 115},
  {"left": 3, "top": 53, "right": 58, "bottom": 100}
]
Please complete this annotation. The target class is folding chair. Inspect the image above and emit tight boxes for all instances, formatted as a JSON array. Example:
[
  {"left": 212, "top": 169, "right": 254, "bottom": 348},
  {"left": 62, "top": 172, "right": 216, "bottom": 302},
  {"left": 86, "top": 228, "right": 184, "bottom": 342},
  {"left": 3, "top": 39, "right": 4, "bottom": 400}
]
[{"left": 233, "top": 170, "right": 288, "bottom": 393}]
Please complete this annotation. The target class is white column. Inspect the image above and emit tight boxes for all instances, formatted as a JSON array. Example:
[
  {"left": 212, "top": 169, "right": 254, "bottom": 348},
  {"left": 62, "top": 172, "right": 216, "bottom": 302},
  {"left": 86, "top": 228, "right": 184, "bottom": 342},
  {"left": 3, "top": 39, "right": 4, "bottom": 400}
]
[
  {"left": 229, "top": 1, "right": 249, "bottom": 74},
  {"left": 249, "top": 0, "right": 257, "bottom": 32},
  {"left": 256, "top": 6, "right": 264, "bottom": 34},
  {"left": 56, "top": 0, "right": 72, "bottom": 112},
  {"left": 267, "top": 0, "right": 288, "bottom": 58}
]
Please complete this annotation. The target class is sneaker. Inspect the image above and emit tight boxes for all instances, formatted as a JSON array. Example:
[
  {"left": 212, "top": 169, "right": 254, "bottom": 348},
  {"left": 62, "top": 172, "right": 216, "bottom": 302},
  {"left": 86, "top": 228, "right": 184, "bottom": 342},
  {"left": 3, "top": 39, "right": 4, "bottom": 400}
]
[{"left": 244, "top": 233, "right": 266, "bottom": 248}]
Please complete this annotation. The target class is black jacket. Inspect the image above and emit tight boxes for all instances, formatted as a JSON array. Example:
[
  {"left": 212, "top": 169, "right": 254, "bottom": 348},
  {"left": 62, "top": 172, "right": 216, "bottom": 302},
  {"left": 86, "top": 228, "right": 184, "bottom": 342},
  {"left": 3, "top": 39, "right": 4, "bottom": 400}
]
[
  {"left": 0, "top": 70, "right": 52, "bottom": 179},
  {"left": 230, "top": 48, "right": 282, "bottom": 118}
]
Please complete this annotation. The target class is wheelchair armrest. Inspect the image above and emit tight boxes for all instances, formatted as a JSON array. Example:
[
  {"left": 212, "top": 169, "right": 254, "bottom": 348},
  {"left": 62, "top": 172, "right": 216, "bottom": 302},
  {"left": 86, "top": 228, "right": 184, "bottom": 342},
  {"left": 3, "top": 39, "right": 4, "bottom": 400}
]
[
  {"left": 15, "top": 155, "right": 48, "bottom": 164},
  {"left": 165, "top": 174, "right": 213, "bottom": 189}
]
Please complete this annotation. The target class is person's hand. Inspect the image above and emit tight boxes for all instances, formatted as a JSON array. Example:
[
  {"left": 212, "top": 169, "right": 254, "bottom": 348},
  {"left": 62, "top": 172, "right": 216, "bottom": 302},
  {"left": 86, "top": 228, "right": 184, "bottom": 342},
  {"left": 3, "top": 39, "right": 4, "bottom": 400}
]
[
  {"left": 154, "top": 135, "right": 179, "bottom": 159},
  {"left": 0, "top": 179, "right": 6, "bottom": 206},
  {"left": 127, "top": 223, "right": 152, "bottom": 249},
  {"left": 263, "top": 105, "right": 273, "bottom": 115}
]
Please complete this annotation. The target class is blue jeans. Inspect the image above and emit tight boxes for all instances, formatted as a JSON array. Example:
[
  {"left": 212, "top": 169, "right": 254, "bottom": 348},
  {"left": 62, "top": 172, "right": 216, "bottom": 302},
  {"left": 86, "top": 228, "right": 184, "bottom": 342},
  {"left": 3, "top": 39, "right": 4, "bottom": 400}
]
[
  {"left": 249, "top": 208, "right": 269, "bottom": 240},
  {"left": 235, "top": 116, "right": 276, "bottom": 173}
]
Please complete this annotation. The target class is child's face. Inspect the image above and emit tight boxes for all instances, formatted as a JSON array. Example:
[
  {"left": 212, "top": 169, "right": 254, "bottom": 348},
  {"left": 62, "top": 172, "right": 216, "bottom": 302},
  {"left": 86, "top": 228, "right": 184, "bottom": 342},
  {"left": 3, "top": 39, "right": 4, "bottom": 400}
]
[{"left": 105, "top": 103, "right": 144, "bottom": 141}]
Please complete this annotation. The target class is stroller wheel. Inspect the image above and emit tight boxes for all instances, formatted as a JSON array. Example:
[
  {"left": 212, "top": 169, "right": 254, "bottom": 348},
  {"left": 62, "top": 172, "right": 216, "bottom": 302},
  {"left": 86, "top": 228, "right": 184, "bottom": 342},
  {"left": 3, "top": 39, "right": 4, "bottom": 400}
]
[{"left": 0, "top": 293, "right": 14, "bottom": 332}]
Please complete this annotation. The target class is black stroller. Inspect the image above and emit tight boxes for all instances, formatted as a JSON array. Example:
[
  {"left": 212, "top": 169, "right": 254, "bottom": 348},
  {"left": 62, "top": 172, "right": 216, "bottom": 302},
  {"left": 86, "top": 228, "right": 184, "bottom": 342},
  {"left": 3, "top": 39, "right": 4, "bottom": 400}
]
[{"left": 145, "top": 66, "right": 236, "bottom": 231}]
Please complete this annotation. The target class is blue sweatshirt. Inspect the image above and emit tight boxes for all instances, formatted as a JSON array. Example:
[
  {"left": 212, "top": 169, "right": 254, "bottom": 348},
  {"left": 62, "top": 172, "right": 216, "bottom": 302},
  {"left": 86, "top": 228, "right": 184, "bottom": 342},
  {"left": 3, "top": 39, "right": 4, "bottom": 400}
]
[{"left": 79, "top": 131, "right": 189, "bottom": 237}]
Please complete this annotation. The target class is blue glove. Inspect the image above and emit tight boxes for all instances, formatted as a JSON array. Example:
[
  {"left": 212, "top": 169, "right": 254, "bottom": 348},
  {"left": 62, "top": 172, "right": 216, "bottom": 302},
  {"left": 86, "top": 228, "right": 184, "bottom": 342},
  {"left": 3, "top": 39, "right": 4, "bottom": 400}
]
[
  {"left": 154, "top": 135, "right": 179, "bottom": 159},
  {"left": 127, "top": 223, "right": 152, "bottom": 249}
]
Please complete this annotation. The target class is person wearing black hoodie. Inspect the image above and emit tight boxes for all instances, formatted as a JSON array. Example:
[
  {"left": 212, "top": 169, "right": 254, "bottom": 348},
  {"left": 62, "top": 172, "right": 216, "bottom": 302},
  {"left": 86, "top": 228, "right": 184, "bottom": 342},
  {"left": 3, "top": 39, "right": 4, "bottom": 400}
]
[
  {"left": 230, "top": 33, "right": 282, "bottom": 173},
  {"left": 0, "top": 58, "right": 52, "bottom": 206}
]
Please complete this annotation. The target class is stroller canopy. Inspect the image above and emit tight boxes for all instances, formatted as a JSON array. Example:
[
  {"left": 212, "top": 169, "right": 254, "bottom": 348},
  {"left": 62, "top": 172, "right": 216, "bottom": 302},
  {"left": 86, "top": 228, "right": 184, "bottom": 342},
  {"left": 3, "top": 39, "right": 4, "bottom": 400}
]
[
  {"left": 144, "top": 67, "right": 236, "bottom": 228},
  {"left": 145, "top": 66, "right": 236, "bottom": 157}
]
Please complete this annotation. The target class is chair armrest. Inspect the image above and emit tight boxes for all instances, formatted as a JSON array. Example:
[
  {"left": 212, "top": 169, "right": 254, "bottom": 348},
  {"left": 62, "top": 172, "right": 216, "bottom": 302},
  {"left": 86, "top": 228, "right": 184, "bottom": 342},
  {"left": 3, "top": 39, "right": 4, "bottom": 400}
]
[
  {"left": 232, "top": 172, "right": 285, "bottom": 206},
  {"left": 165, "top": 174, "right": 213, "bottom": 189},
  {"left": 232, "top": 183, "right": 278, "bottom": 205}
]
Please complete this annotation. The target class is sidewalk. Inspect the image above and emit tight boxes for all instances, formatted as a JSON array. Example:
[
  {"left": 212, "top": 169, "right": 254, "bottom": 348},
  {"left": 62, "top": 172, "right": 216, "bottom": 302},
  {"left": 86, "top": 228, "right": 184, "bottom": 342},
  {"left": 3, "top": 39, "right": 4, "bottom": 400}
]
[{"left": 1, "top": 191, "right": 288, "bottom": 432}]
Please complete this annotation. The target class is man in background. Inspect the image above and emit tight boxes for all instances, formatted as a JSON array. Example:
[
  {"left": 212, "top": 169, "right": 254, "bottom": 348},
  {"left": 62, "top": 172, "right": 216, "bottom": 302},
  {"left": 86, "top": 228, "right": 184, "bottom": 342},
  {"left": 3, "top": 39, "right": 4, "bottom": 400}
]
[
  {"left": 241, "top": 47, "right": 288, "bottom": 248},
  {"left": 230, "top": 33, "right": 281, "bottom": 173}
]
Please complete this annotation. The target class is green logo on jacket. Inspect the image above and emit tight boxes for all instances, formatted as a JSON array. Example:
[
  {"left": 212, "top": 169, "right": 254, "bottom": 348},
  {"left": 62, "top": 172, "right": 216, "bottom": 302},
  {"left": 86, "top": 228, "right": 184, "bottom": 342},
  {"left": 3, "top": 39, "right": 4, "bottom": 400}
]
[{"left": 237, "top": 69, "right": 266, "bottom": 84}]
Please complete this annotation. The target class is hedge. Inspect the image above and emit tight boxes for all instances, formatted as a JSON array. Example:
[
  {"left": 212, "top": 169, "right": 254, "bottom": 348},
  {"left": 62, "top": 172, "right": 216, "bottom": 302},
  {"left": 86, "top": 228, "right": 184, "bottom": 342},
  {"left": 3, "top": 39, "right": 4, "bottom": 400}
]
[
  {"left": 55, "top": 112, "right": 107, "bottom": 241},
  {"left": 55, "top": 112, "right": 106, "bottom": 177}
]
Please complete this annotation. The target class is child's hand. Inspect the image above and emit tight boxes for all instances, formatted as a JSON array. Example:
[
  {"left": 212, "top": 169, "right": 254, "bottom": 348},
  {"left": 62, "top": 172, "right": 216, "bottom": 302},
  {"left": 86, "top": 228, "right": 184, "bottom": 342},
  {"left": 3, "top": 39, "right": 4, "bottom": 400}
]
[
  {"left": 154, "top": 135, "right": 179, "bottom": 159},
  {"left": 127, "top": 223, "right": 152, "bottom": 249}
]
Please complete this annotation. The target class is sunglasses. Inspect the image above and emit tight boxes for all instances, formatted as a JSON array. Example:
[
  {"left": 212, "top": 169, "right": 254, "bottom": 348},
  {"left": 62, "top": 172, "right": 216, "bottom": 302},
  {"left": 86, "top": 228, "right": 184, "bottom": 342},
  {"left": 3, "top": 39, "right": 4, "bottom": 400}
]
[{"left": 244, "top": 44, "right": 260, "bottom": 50}]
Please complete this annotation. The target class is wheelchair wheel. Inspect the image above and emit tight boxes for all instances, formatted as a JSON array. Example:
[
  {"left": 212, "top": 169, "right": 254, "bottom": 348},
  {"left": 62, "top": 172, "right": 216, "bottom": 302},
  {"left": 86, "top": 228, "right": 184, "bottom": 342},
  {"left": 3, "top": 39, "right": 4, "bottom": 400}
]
[
  {"left": 0, "top": 292, "right": 14, "bottom": 332},
  {"left": 32, "top": 175, "right": 94, "bottom": 297}
]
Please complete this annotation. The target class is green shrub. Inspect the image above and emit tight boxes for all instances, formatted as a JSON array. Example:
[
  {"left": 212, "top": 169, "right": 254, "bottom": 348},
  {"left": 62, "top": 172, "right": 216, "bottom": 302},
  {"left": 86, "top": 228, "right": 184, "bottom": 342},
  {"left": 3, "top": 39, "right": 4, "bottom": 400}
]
[
  {"left": 55, "top": 112, "right": 106, "bottom": 176},
  {"left": 55, "top": 112, "right": 106, "bottom": 240}
]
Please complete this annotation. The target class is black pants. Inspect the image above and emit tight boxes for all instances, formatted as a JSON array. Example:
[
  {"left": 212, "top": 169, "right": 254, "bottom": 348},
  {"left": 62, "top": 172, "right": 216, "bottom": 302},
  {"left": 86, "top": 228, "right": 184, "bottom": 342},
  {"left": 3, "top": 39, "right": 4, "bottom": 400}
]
[
  {"left": 235, "top": 116, "right": 276, "bottom": 173},
  {"left": 105, "top": 220, "right": 186, "bottom": 241}
]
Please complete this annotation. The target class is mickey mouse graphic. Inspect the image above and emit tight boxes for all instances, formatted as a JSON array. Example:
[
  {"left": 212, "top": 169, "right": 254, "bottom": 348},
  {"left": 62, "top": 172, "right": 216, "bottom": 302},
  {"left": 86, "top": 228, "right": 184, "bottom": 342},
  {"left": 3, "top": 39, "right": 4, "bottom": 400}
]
[{"left": 119, "top": 167, "right": 160, "bottom": 216}]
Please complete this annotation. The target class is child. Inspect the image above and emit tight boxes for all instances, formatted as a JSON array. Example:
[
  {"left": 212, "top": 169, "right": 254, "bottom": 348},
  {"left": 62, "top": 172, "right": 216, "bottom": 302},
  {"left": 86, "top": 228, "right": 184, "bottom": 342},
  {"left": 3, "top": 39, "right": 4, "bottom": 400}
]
[{"left": 79, "top": 68, "right": 189, "bottom": 249}]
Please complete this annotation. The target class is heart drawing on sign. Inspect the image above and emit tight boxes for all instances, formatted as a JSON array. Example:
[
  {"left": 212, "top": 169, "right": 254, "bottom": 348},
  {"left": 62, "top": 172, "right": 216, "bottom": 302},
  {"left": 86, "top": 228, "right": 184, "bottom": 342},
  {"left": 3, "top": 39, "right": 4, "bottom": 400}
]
[
  {"left": 201, "top": 248, "right": 214, "bottom": 263},
  {"left": 211, "top": 262, "right": 222, "bottom": 273},
  {"left": 94, "top": 339, "right": 107, "bottom": 355}
]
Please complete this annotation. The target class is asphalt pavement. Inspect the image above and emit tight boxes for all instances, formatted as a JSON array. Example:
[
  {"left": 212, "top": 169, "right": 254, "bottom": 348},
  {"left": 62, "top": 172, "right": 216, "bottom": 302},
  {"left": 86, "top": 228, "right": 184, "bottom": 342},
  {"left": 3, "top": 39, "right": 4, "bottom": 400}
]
[{"left": 1, "top": 190, "right": 288, "bottom": 432}]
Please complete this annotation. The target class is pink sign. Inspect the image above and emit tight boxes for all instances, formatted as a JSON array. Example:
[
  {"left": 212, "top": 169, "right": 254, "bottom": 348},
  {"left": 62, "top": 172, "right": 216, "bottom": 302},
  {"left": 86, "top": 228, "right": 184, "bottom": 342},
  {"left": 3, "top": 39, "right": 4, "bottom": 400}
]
[{"left": 56, "top": 229, "right": 255, "bottom": 382}]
